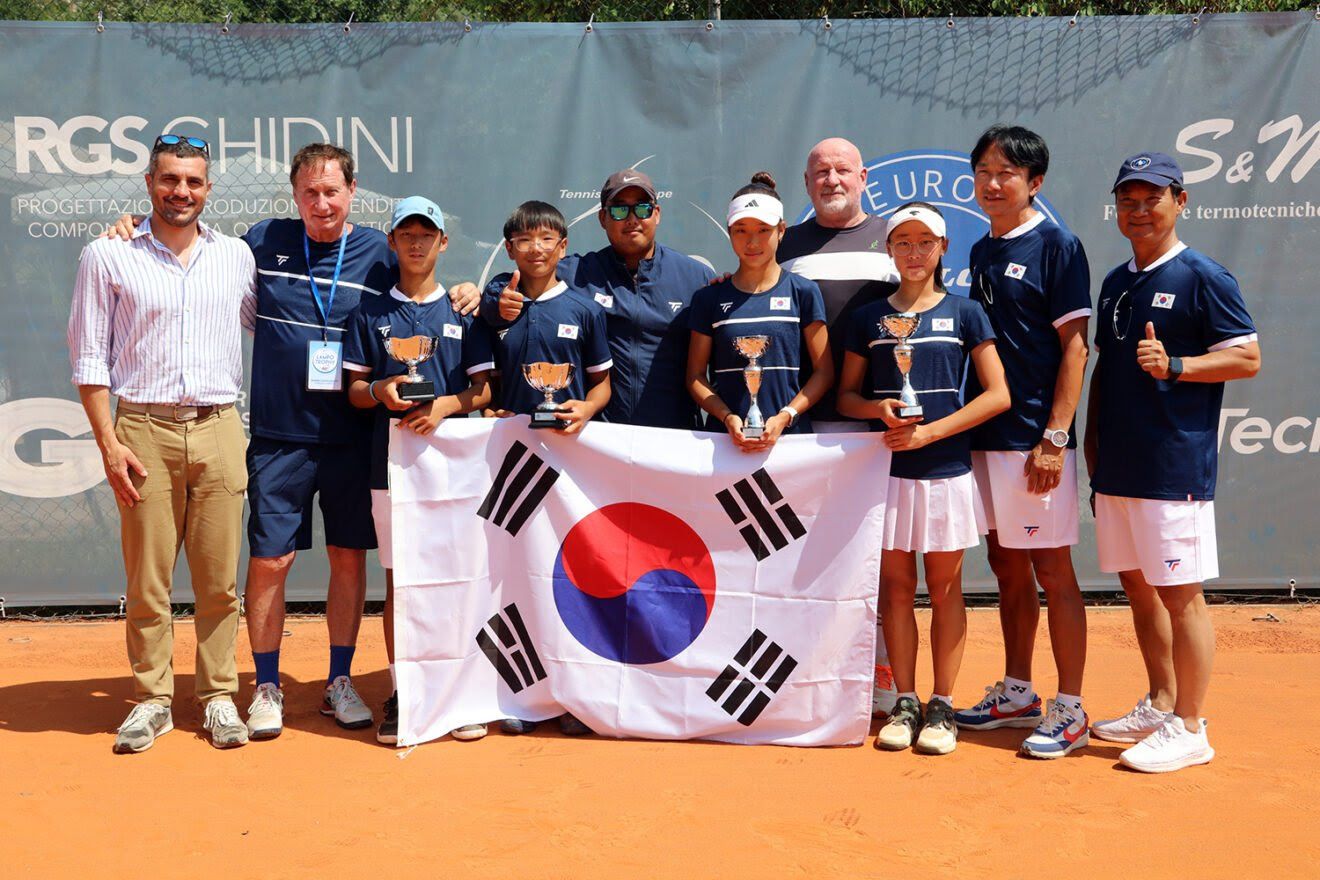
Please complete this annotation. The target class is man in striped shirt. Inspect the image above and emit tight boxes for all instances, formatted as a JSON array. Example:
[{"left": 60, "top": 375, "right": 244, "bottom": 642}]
[{"left": 68, "top": 135, "right": 257, "bottom": 753}]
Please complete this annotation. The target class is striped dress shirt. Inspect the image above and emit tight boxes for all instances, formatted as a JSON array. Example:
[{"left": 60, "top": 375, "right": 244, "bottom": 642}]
[{"left": 68, "top": 217, "right": 257, "bottom": 405}]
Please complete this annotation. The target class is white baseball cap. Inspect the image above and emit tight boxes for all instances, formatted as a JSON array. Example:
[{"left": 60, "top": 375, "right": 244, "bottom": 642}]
[
  {"left": 884, "top": 205, "right": 946, "bottom": 240},
  {"left": 726, "top": 193, "right": 784, "bottom": 227}
]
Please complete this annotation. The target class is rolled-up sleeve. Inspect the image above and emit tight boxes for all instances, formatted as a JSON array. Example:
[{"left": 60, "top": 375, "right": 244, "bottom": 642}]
[{"left": 68, "top": 243, "right": 115, "bottom": 387}]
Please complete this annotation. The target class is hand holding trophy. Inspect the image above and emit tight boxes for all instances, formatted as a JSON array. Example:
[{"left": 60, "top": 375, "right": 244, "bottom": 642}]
[
  {"left": 522, "top": 362, "right": 576, "bottom": 428},
  {"left": 880, "top": 313, "right": 924, "bottom": 419},
  {"left": 382, "top": 334, "right": 441, "bottom": 402},
  {"left": 733, "top": 335, "right": 771, "bottom": 439}
]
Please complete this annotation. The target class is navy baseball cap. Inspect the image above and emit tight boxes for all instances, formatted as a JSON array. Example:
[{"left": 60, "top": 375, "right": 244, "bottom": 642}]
[
  {"left": 1112, "top": 152, "right": 1184, "bottom": 192},
  {"left": 390, "top": 196, "right": 445, "bottom": 232}
]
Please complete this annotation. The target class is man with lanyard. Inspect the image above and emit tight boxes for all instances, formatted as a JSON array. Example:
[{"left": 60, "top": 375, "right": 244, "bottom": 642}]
[
  {"left": 486, "top": 169, "right": 715, "bottom": 429},
  {"left": 778, "top": 137, "right": 900, "bottom": 716},
  {"left": 1086, "top": 153, "right": 1259, "bottom": 773}
]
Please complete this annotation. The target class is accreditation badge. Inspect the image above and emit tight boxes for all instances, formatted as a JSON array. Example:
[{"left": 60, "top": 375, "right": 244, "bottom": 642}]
[{"left": 306, "top": 340, "right": 344, "bottom": 391}]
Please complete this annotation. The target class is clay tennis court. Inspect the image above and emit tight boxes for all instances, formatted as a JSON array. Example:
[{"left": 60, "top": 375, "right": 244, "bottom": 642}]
[{"left": 3, "top": 604, "right": 1316, "bottom": 878}]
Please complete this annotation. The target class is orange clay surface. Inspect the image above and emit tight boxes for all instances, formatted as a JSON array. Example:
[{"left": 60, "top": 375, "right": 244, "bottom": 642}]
[{"left": 2, "top": 605, "right": 1318, "bottom": 879}]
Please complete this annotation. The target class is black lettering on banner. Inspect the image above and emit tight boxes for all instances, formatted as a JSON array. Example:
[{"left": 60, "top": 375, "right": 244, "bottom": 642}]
[
  {"left": 716, "top": 468, "right": 806, "bottom": 561},
  {"left": 706, "top": 629, "right": 799, "bottom": 726},
  {"left": 477, "top": 441, "right": 560, "bottom": 536},
  {"left": 475, "top": 603, "right": 547, "bottom": 694}
]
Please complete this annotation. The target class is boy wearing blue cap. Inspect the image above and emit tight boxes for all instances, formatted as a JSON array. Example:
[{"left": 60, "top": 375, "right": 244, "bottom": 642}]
[
  {"left": 343, "top": 196, "right": 495, "bottom": 745},
  {"left": 1085, "top": 153, "right": 1261, "bottom": 773}
]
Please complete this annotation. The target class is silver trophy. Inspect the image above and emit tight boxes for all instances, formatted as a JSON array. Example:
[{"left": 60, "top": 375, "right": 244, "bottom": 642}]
[
  {"left": 733, "top": 335, "right": 771, "bottom": 439},
  {"left": 383, "top": 334, "right": 440, "bottom": 402},
  {"left": 522, "top": 362, "right": 576, "bottom": 428},
  {"left": 881, "top": 313, "right": 924, "bottom": 419}
]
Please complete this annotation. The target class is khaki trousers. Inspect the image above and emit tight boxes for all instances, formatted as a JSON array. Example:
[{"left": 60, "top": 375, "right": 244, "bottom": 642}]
[{"left": 114, "top": 405, "right": 247, "bottom": 706}]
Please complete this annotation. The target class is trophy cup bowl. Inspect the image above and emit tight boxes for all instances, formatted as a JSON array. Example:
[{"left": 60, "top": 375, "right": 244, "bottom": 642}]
[
  {"left": 880, "top": 313, "right": 924, "bottom": 419},
  {"left": 522, "top": 362, "right": 576, "bottom": 428},
  {"left": 733, "top": 335, "right": 771, "bottom": 439},
  {"left": 384, "top": 335, "right": 440, "bottom": 402}
]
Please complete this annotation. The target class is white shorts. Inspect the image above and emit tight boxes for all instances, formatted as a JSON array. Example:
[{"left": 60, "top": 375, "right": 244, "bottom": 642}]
[
  {"left": 1095, "top": 493, "right": 1219, "bottom": 586},
  {"left": 971, "top": 450, "right": 1080, "bottom": 549},
  {"left": 883, "top": 471, "right": 986, "bottom": 554},
  {"left": 371, "top": 489, "right": 393, "bottom": 569}
]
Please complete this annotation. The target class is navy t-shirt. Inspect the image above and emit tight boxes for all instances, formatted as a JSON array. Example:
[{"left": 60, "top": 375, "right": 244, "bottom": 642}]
[
  {"left": 1092, "top": 244, "right": 1257, "bottom": 501},
  {"left": 484, "top": 278, "right": 613, "bottom": 416},
  {"left": 244, "top": 219, "right": 397, "bottom": 444},
  {"left": 688, "top": 272, "right": 827, "bottom": 435},
  {"left": 343, "top": 287, "right": 495, "bottom": 491},
  {"left": 845, "top": 295, "right": 996, "bottom": 480},
  {"left": 966, "top": 215, "right": 1091, "bottom": 451}
]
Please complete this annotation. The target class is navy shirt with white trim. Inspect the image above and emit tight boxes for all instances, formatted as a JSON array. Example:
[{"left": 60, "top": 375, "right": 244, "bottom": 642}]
[
  {"left": 344, "top": 285, "right": 495, "bottom": 491},
  {"left": 688, "top": 272, "right": 827, "bottom": 435},
  {"left": 845, "top": 294, "right": 996, "bottom": 480},
  {"left": 1091, "top": 243, "right": 1257, "bottom": 501},
  {"left": 966, "top": 214, "right": 1092, "bottom": 451},
  {"left": 485, "top": 276, "right": 613, "bottom": 416},
  {"left": 244, "top": 218, "right": 397, "bottom": 444}
]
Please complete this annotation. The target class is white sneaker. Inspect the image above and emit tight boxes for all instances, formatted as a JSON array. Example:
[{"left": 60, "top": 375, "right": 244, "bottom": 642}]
[
  {"left": 1091, "top": 694, "right": 1170, "bottom": 743},
  {"left": 1120, "top": 716, "right": 1215, "bottom": 773},
  {"left": 246, "top": 682, "right": 284, "bottom": 740},
  {"left": 871, "top": 664, "right": 898, "bottom": 716},
  {"left": 321, "top": 675, "right": 373, "bottom": 729},
  {"left": 203, "top": 700, "right": 249, "bottom": 749},
  {"left": 451, "top": 723, "right": 489, "bottom": 741}
]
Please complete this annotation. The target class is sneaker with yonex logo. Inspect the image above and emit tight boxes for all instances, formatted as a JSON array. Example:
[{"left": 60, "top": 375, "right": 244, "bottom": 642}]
[
  {"left": 871, "top": 664, "right": 898, "bottom": 717},
  {"left": 916, "top": 700, "right": 959, "bottom": 755},
  {"left": 954, "top": 681, "right": 1043, "bottom": 730},
  {"left": 246, "top": 682, "right": 284, "bottom": 740},
  {"left": 112, "top": 702, "right": 173, "bottom": 754},
  {"left": 1119, "top": 716, "right": 1215, "bottom": 773},
  {"left": 1091, "top": 694, "right": 1170, "bottom": 743},
  {"left": 1021, "top": 699, "right": 1089, "bottom": 759},
  {"left": 203, "top": 700, "right": 249, "bottom": 749},
  {"left": 377, "top": 692, "right": 399, "bottom": 745},
  {"left": 875, "top": 696, "right": 923, "bottom": 751},
  {"left": 321, "top": 675, "right": 373, "bottom": 730}
]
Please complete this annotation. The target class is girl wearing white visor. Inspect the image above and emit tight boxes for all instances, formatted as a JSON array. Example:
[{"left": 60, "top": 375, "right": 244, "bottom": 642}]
[
  {"left": 687, "top": 172, "right": 833, "bottom": 450},
  {"left": 838, "top": 201, "right": 1010, "bottom": 755}
]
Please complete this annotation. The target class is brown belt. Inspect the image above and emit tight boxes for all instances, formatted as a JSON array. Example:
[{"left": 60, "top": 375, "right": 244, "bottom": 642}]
[{"left": 117, "top": 401, "right": 234, "bottom": 422}]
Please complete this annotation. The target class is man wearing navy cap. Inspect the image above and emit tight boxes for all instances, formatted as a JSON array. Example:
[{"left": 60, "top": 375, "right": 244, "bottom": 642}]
[{"left": 1085, "top": 152, "right": 1261, "bottom": 773}]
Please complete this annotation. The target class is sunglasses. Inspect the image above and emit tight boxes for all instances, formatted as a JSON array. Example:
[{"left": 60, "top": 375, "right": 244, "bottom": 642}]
[
  {"left": 605, "top": 202, "right": 655, "bottom": 221},
  {"left": 154, "top": 134, "right": 210, "bottom": 156}
]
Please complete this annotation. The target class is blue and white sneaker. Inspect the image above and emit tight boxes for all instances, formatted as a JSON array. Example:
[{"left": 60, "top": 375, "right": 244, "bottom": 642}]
[
  {"left": 954, "top": 681, "right": 1043, "bottom": 730},
  {"left": 1021, "top": 699, "right": 1090, "bottom": 759}
]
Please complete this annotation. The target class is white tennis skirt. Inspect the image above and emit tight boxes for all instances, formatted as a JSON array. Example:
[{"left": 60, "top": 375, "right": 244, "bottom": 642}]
[{"left": 883, "top": 471, "right": 987, "bottom": 553}]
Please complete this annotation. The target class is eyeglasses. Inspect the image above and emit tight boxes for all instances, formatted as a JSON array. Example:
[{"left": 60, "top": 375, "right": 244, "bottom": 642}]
[
  {"left": 154, "top": 134, "right": 210, "bottom": 156},
  {"left": 509, "top": 235, "right": 563, "bottom": 254},
  {"left": 1111, "top": 289, "right": 1134, "bottom": 341},
  {"left": 605, "top": 202, "right": 655, "bottom": 221},
  {"left": 888, "top": 239, "right": 941, "bottom": 257}
]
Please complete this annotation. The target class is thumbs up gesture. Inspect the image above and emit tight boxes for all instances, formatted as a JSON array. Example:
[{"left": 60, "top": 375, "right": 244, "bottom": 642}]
[
  {"left": 498, "top": 270, "right": 525, "bottom": 322},
  {"left": 1137, "top": 321, "right": 1172, "bottom": 380}
]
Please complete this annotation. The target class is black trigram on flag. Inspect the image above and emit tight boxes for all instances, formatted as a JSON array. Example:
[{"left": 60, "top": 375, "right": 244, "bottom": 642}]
[
  {"left": 475, "top": 603, "right": 547, "bottom": 694},
  {"left": 477, "top": 441, "right": 560, "bottom": 536},
  {"left": 716, "top": 467, "right": 806, "bottom": 561},
  {"left": 706, "top": 629, "right": 799, "bottom": 726}
]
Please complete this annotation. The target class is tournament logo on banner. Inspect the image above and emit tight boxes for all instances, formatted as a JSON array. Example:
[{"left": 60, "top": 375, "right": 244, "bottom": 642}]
[{"left": 795, "top": 149, "right": 1070, "bottom": 294}]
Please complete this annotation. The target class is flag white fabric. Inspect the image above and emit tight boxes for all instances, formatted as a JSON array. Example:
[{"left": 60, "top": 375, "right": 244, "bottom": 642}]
[{"left": 389, "top": 418, "right": 890, "bottom": 747}]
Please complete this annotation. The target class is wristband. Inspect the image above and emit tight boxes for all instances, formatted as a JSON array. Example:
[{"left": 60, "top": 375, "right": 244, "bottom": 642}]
[
  {"left": 1166, "top": 356, "right": 1184, "bottom": 382},
  {"left": 780, "top": 405, "right": 800, "bottom": 427},
  {"left": 368, "top": 380, "right": 382, "bottom": 403}
]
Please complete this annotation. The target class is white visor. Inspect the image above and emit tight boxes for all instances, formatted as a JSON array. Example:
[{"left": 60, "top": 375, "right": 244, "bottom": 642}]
[
  {"left": 726, "top": 193, "right": 784, "bottom": 227},
  {"left": 884, "top": 205, "right": 947, "bottom": 241}
]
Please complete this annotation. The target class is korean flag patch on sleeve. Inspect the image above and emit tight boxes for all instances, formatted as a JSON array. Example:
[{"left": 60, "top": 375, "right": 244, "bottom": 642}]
[
  {"left": 558, "top": 324, "right": 580, "bottom": 339},
  {"left": 594, "top": 293, "right": 614, "bottom": 309}
]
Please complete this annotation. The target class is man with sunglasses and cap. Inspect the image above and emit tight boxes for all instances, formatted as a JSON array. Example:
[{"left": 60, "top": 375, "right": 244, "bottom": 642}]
[
  {"left": 1086, "top": 152, "right": 1260, "bottom": 773},
  {"left": 69, "top": 134, "right": 256, "bottom": 752},
  {"left": 485, "top": 169, "right": 715, "bottom": 430}
]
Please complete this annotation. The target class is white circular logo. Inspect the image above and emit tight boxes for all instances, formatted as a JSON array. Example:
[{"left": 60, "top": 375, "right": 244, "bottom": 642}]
[
  {"left": 1130, "top": 156, "right": 1152, "bottom": 169},
  {"left": 311, "top": 348, "right": 339, "bottom": 373}
]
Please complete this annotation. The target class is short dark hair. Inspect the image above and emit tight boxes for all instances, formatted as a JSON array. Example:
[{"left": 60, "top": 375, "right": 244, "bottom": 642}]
[
  {"left": 289, "top": 143, "right": 356, "bottom": 188},
  {"left": 733, "top": 170, "right": 780, "bottom": 201},
  {"left": 148, "top": 140, "right": 209, "bottom": 177},
  {"left": 970, "top": 124, "right": 1050, "bottom": 181},
  {"left": 1170, "top": 182, "right": 1186, "bottom": 199},
  {"left": 503, "top": 200, "right": 567, "bottom": 241}
]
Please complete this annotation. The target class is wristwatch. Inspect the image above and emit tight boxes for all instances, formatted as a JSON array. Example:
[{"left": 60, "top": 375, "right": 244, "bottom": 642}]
[
  {"left": 1167, "top": 356, "right": 1184, "bottom": 382},
  {"left": 780, "top": 405, "right": 800, "bottom": 428},
  {"left": 1042, "top": 428, "right": 1069, "bottom": 448}
]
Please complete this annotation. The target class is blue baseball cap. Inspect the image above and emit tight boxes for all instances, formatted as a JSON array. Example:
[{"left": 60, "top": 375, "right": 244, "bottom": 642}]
[
  {"left": 390, "top": 196, "right": 445, "bottom": 232},
  {"left": 1112, "top": 152, "right": 1184, "bottom": 192}
]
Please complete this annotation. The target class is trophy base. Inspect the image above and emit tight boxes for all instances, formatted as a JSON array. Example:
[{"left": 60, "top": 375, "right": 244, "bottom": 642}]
[
  {"left": 898, "top": 404, "right": 923, "bottom": 419},
  {"left": 742, "top": 424, "right": 764, "bottom": 440},
  {"left": 398, "top": 380, "right": 436, "bottom": 402},
  {"left": 530, "top": 408, "right": 564, "bottom": 429}
]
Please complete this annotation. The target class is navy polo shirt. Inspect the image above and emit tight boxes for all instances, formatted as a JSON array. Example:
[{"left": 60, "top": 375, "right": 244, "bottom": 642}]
[
  {"left": 966, "top": 214, "right": 1092, "bottom": 451},
  {"left": 845, "top": 295, "right": 996, "bottom": 480},
  {"left": 1092, "top": 244, "right": 1257, "bottom": 502},
  {"left": 343, "top": 286, "right": 495, "bottom": 491},
  {"left": 244, "top": 218, "right": 397, "bottom": 444},
  {"left": 688, "top": 272, "right": 827, "bottom": 435},
  {"left": 485, "top": 277, "right": 613, "bottom": 416}
]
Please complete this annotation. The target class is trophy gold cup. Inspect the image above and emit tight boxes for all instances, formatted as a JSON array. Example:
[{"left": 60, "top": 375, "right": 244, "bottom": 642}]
[
  {"left": 733, "top": 335, "right": 771, "bottom": 439},
  {"left": 383, "top": 334, "right": 440, "bottom": 402},
  {"left": 881, "top": 313, "right": 924, "bottom": 419},
  {"left": 522, "top": 362, "right": 576, "bottom": 428}
]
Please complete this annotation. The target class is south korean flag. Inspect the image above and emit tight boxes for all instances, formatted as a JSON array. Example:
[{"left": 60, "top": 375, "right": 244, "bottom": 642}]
[{"left": 388, "top": 419, "right": 890, "bottom": 747}]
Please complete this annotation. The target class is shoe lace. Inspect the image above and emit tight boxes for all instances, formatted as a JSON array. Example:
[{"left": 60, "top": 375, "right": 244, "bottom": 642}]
[
  {"left": 205, "top": 701, "right": 240, "bottom": 728},
  {"left": 974, "top": 681, "right": 1006, "bottom": 711},
  {"left": 251, "top": 682, "right": 282, "bottom": 710},
  {"left": 1143, "top": 717, "right": 1181, "bottom": 747},
  {"left": 1039, "top": 699, "right": 1072, "bottom": 735},
  {"left": 119, "top": 702, "right": 162, "bottom": 731},
  {"left": 331, "top": 677, "right": 366, "bottom": 709}
]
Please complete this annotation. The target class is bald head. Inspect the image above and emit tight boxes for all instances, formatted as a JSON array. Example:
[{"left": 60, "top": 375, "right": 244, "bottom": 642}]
[{"left": 804, "top": 138, "right": 868, "bottom": 229}]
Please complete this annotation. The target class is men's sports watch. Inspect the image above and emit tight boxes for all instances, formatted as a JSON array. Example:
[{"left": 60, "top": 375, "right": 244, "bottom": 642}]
[
  {"left": 780, "top": 405, "right": 800, "bottom": 428},
  {"left": 1167, "top": 356, "right": 1184, "bottom": 382},
  {"left": 1042, "top": 428, "right": 1069, "bottom": 448}
]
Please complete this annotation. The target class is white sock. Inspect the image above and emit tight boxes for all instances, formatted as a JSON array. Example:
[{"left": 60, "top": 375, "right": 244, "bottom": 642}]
[
  {"left": 898, "top": 691, "right": 919, "bottom": 703},
  {"left": 1004, "top": 676, "right": 1033, "bottom": 706},
  {"left": 930, "top": 693, "right": 953, "bottom": 708},
  {"left": 1056, "top": 692, "right": 1084, "bottom": 715},
  {"left": 389, "top": 663, "right": 397, "bottom": 691}
]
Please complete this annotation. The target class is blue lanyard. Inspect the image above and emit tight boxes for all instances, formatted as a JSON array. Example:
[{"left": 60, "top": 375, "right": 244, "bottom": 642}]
[{"left": 304, "top": 231, "right": 348, "bottom": 340}]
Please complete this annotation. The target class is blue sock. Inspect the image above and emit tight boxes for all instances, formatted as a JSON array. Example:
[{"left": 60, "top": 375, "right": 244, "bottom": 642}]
[
  {"left": 328, "top": 645, "right": 356, "bottom": 684},
  {"left": 253, "top": 650, "right": 280, "bottom": 688}
]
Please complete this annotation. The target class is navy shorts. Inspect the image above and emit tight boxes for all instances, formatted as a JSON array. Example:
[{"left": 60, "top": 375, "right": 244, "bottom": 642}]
[{"left": 246, "top": 436, "right": 377, "bottom": 557}]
